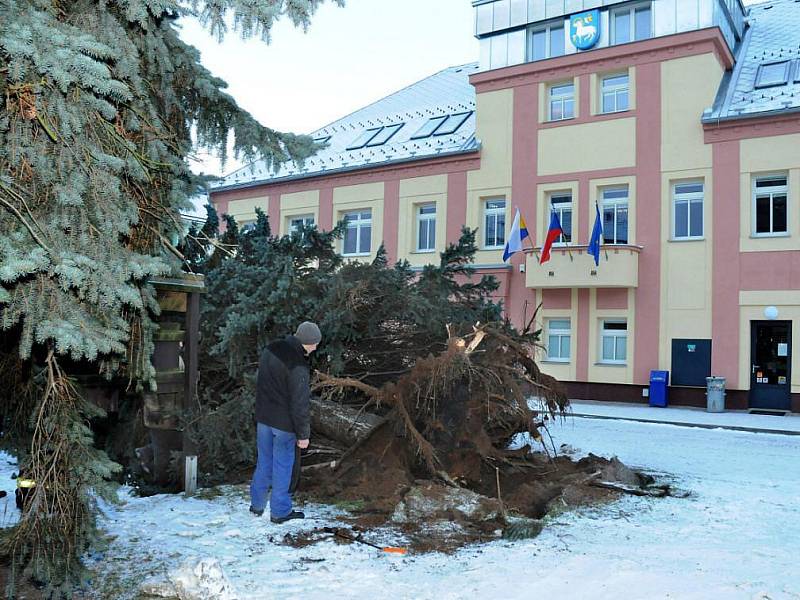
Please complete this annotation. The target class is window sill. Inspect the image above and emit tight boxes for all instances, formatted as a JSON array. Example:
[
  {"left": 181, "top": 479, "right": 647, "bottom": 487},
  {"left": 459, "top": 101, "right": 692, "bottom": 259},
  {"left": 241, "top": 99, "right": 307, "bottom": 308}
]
[
  {"left": 750, "top": 233, "right": 790, "bottom": 239},
  {"left": 598, "top": 108, "right": 630, "bottom": 116},
  {"left": 670, "top": 236, "right": 705, "bottom": 242},
  {"left": 342, "top": 252, "right": 372, "bottom": 258},
  {"left": 542, "top": 359, "right": 571, "bottom": 364},
  {"left": 595, "top": 362, "right": 627, "bottom": 367},
  {"left": 412, "top": 249, "right": 436, "bottom": 254},
  {"left": 482, "top": 246, "right": 504, "bottom": 251},
  {"left": 547, "top": 116, "right": 575, "bottom": 124}
]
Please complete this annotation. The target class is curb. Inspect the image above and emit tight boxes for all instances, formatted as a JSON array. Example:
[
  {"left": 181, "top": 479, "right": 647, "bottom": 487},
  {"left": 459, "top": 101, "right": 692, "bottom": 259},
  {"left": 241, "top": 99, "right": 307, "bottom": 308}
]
[{"left": 569, "top": 412, "right": 800, "bottom": 436}]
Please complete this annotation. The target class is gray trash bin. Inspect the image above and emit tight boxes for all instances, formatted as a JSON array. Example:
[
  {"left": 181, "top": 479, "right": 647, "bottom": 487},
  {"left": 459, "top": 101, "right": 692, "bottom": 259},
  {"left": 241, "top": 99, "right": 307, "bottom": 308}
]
[{"left": 706, "top": 376, "right": 726, "bottom": 413}]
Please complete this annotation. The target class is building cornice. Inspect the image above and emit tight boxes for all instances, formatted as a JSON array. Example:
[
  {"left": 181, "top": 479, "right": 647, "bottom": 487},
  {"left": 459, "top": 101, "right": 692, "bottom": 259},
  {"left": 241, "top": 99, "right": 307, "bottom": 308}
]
[
  {"left": 469, "top": 28, "right": 735, "bottom": 93},
  {"left": 210, "top": 149, "right": 481, "bottom": 202},
  {"left": 703, "top": 111, "right": 800, "bottom": 143}
]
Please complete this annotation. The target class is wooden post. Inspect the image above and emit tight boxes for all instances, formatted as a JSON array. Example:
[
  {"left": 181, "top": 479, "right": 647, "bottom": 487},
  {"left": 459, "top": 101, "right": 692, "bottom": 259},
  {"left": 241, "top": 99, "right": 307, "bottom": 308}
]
[
  {"left": 183, "top": 291, "right": 200, "bottom": 456},
  {"left": 184, "top": 455, "right": 198, "bottom": 496}
]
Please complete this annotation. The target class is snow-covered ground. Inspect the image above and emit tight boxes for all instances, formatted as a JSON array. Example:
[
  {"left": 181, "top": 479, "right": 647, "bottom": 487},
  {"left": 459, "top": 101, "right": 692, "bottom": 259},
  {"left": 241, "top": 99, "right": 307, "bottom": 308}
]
[
  {"left": 0, "top": 452, "right": 19, "bottom": 529},
  {"left": 2, "top": 418, "right": 798, "bottom": 599}
]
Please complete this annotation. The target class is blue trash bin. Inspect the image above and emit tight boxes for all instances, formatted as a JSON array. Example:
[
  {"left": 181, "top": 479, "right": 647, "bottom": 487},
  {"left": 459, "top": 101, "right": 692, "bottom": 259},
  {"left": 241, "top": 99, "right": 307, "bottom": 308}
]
[{"left": 649, "top": 370, "right": 669, "bottom": 407}]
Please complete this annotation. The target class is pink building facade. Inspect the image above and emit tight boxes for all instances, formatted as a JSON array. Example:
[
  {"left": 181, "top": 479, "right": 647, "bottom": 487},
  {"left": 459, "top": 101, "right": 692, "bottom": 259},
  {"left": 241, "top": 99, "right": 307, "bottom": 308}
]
[{"left": 211, "top": 0, "right": 800, "bottom": 412}]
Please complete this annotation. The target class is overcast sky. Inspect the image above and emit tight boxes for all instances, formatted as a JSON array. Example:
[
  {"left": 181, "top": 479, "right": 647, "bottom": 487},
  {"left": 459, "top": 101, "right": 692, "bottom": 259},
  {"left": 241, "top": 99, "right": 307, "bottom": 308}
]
[
  {"left": 181, "top": 0, "right": 761, "bottom": 178},
  {"left": 180, "top": 0, "right": 478, "bottom": 177}
]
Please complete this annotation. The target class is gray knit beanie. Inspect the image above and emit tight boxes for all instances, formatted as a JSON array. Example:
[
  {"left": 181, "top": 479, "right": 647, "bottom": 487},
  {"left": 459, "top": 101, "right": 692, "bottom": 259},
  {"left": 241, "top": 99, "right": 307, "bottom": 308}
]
[{"left": 295, "top": 321, "right": 322, "bottom": 345}]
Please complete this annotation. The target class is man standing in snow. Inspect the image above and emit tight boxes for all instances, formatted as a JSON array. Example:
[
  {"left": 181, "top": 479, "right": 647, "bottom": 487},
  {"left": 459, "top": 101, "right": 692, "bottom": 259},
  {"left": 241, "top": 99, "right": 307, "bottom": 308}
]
[{"left": 249, "top": 321, "right": 321, "bottom": 523}]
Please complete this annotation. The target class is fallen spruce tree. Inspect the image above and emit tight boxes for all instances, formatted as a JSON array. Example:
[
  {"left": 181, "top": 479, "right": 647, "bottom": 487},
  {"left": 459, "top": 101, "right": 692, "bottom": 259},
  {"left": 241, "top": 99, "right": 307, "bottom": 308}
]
[{"left": 183, "top": 210, "right": 666, "bottom": 549}]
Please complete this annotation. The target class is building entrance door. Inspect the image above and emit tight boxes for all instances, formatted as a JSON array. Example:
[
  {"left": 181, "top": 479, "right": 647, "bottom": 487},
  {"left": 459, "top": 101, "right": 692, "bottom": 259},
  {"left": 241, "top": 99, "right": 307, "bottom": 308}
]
[{"left": 749, "top": 321, "right": 791, "bottom": 410}]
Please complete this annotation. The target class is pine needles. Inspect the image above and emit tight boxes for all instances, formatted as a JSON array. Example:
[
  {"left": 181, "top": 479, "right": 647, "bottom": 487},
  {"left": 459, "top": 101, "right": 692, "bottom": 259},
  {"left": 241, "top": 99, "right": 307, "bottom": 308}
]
[{"left": 1, "top": 351, "right": 120, "bottom": 597}]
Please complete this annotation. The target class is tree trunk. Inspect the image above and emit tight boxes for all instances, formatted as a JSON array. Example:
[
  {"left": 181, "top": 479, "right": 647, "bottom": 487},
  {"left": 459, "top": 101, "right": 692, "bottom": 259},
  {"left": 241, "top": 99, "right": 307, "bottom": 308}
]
[{"left": 310, "top": 397, "right": 383, "bottom": 446}]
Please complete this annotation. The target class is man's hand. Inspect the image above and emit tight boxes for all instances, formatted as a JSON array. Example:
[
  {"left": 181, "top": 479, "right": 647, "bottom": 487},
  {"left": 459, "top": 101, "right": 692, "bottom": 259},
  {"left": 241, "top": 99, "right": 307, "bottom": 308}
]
[{"left": 297, "top": 439, "right": 310, "bottom": 449}]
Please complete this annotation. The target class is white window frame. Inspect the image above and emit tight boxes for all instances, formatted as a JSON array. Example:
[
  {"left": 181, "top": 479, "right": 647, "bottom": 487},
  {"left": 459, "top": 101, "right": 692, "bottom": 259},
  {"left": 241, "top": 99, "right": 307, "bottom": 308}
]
[
  {"left": 672, "top": 182, "right": 704, "bottom": 240},
  {"left": 610, "top": 2, "right": 652, "bottom": 45},
  {"left": 546, "top": 319, "right": 571, "bottom": 362},
  {"left": 527, "top": 20, "right": 565, "bottom": 61},
  {"left": 549, "top": 82, "right": 575, "bottom": 122},
  {"left": 600, "top": 320, "right": 628, "bottom": 364},
  {"left": 549, "top": 194, "right": 572, "bottom": 246},
  {"left": 288, "top": 214, "right": 315, "bottom": 235},
  {"left": 483, "top": 198, "right": 506, "bottom": 249},
  {"left": 600, "top": 73, "right": 630, "bottom": 114},
  {"left": 416, "top": 203, "right": 436, "bottom": 252},
  {"left": 601, "top": 187, "right": 629, "bottom": 245},
  {"left": 342, "top": 210, "right": 372, "bottom": 256},
  {"left": 752, "top": 175, "right": 789, "bottom": 237}
]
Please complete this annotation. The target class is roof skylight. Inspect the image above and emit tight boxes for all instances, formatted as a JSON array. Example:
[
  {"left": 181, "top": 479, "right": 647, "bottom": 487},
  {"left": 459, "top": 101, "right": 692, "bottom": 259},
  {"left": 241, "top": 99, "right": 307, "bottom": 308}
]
[
  {"left": 366, "top": 123, "right": 404, "bottom": 146},
  {"left": 434, "top": 111, "right": 473, "bottom": 136},
  {"left": 313, "top": 135, "right": 331, "bottom": 144},
  {"left": 346, "top": 127, "right": 382, "bottom": 150},
  {"left": 411, "top": 111, "right": 473, "bottom": 140},
  {"left": 411, "top": 116, "right": 448, "bottom": 140},
  {"left": 755, "top": 61, "right": 789, "bottom": 88}
]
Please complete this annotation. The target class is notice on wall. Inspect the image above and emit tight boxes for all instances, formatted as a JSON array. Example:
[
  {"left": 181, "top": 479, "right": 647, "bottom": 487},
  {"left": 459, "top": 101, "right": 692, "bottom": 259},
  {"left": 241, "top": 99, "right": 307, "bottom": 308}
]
[
  {"left": 778, "top": 376, "right": 787, "bottom": 385},
  {"left": 687, "top": 344, "right": 696, "bottom": 353},
  {"left": 778, "top": 343, "right": 788, "bottom": 357}
]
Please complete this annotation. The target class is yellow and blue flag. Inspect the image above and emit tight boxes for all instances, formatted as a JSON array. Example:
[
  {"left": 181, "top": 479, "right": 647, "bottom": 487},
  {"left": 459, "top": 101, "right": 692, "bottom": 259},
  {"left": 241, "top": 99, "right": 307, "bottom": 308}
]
[{"left": 503, "top": 208, "right": 531, "bottom": 262}]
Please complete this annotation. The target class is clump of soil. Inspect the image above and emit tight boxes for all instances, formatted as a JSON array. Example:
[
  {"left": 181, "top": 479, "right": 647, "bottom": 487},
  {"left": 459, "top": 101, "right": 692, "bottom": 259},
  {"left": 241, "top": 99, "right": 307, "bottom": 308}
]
[{"left": 295, "top": 326, "right": 673, "bottom": 553}]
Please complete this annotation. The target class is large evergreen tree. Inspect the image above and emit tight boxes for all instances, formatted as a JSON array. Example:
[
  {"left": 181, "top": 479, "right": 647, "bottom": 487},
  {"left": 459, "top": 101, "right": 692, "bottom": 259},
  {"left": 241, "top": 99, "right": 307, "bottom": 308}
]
[{"left": 0, "top": 1, "right": 338, "bottom": 594}]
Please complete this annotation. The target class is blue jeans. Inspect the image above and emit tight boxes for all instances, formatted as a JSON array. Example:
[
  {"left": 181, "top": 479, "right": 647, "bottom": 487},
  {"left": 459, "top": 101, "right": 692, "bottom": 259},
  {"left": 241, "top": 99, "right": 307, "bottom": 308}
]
[{"left": 250, "top": 423, "right": 297, "bottom": 518}]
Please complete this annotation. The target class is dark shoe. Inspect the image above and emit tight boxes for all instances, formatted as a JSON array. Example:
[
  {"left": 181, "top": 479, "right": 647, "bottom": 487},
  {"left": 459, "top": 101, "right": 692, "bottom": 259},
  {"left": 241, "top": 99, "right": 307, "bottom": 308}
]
[
  {"left": 249, "top": 506, "right": 264, "bottom": 517},
  {"left": 270, "top": 510, "right": 304, "bottom": 524}
]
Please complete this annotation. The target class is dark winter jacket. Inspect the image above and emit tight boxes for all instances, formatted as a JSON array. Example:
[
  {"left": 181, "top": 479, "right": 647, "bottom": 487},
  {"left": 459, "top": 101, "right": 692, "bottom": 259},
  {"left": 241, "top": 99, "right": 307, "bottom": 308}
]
[{"left": 255, "top": 336, "right": 311, "bottom": 439}]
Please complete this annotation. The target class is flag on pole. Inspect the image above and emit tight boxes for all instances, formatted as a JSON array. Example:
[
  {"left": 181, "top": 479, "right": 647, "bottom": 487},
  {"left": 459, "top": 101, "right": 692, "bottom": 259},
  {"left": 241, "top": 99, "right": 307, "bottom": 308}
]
[
  {"left": 539, "top": 210, "right": 563, "bottom": 265},
  {"left": 502, "top": 208, "right": 531, "bottom": 262},
  {"left": 587, "top": 202, "right": 603, "bottom": 266}
]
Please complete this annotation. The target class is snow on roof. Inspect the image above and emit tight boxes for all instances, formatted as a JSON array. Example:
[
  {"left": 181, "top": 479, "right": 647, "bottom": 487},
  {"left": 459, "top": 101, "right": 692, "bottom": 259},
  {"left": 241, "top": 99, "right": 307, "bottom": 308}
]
[
  {"left": 705, "top": 0, "right": 800, "bottom": 122},
  {"left": 210, "top": 63, "right": 481, "bottom": 191}
]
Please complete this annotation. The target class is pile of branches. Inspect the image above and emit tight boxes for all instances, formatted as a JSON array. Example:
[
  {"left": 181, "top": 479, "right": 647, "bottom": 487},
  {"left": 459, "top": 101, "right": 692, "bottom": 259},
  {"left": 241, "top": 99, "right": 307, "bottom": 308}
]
[
  {"left": 314, "top": 323, "right": 567, "bottom": 486},
  {"left": 304, "top": 323, "right": 568, "bottom": 516},
  {"left": 184, "top": 208, "right": 512, "bottom": 483}
]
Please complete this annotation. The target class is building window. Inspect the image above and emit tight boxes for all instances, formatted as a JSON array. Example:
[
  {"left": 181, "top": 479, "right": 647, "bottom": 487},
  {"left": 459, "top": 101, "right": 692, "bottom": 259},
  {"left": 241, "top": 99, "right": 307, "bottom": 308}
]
[
  {"left": 411, "top": 112, "right": 473, "bottom": 140},
  {"left": 289, "top": 214, "right": 315, "bottom": 235},
  {"left": 673, "top": 182, "right": 704, "bottom": 239},
  {"left": 412, "top": 116, "right": 447, "bottom": 140},
  {"left": 601, "top": 187, "right": 629, "bottom": 245},
  {"left": 366, "top": 123, "right": 404, "bottom": 147},
  {"left": 550, "top": 194, "right": 572, "bottom": 244},
  {"left": 601, "top": 73, "right": 629, "bottom": 113},
  {"left": 529, "top": 21, "right": 565, "bottom": 61},
  {"left": 347, "top": 124, "right": 404, "bottom": 150},
  {"left": 755, "top": 61, "right": 789, "bottom": 88},
  {"left": 547, "top": 319, "right": 571, "bottom": 361},
  {"left": 611, "top": 3, "right": 652, "bottom": 44},
  {"left": 549, "top": 83, "right": 575, "bottom": 121},
  {"left": 346, "top": 127, "right": 382, "bottom": 150},
  {"left": 484, "top": 198, "right": 506, "bottom": 249},
  {"left": 416, "top": 204, "right": 436, "bottom": 252},
  {"left": 601, "top": 320, "right": 627, "bottom": 364},
  {"left": 342, "top": 210, "right": 372, "bottom": 255},
  {"left": 434, "top": 112, "right": 472, "bottom": 136},
  {"left": 753, "top": 176, "right": 788, "bottom": 236}
]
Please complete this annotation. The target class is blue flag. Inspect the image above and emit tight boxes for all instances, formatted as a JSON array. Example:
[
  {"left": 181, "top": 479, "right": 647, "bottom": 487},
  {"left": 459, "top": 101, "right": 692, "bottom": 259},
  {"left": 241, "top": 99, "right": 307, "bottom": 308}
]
[{"left": 588, "top": 202, "right": 603, "bottom": 266}]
